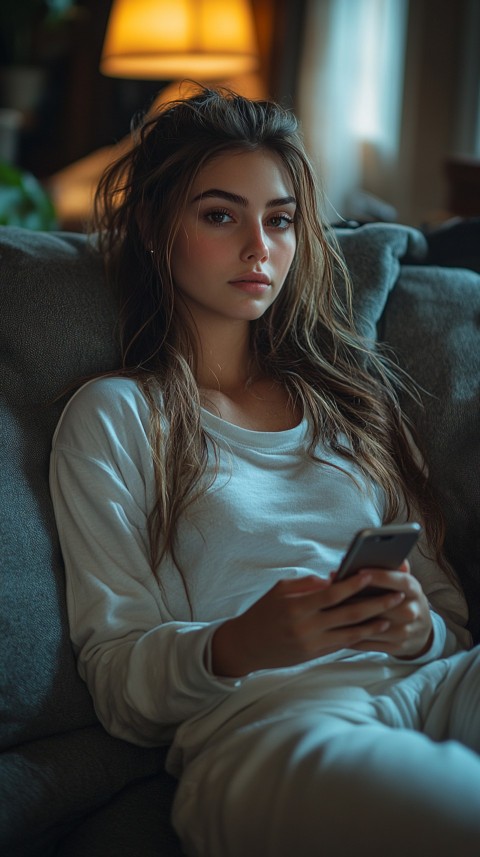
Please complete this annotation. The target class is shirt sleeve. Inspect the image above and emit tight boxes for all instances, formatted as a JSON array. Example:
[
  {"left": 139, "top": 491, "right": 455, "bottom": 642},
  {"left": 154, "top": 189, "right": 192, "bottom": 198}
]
[{"left": 49, "top": 380, "right": 239, "bottom": 748}]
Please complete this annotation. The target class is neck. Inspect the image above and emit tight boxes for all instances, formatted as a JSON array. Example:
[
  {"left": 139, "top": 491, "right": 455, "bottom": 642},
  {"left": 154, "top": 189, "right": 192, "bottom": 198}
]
[{"left": 195, "top": 321, "right": 254, "bottom": 393}]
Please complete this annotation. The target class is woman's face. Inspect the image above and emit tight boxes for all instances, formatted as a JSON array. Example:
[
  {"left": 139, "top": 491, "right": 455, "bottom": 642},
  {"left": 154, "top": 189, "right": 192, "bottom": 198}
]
[{"left": 171, "top": 148, "right": 297, "bottom": 328}]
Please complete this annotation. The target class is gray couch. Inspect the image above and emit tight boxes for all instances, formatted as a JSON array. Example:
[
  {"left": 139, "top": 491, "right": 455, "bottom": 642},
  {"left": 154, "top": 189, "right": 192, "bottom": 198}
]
[{"left": 1, "top": 223, "right": 479, "bottom": 856}]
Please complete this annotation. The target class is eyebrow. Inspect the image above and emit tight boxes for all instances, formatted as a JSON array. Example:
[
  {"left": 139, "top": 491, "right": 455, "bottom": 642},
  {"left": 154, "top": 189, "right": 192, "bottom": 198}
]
[{"left": 191, "top": 189, "right": 296, "bottom": 208}]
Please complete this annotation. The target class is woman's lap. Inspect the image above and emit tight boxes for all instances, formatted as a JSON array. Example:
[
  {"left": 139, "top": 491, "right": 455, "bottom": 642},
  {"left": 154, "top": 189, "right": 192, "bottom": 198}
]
[{"left": 172, "top": 647, "right": 480, "bottom": 857}]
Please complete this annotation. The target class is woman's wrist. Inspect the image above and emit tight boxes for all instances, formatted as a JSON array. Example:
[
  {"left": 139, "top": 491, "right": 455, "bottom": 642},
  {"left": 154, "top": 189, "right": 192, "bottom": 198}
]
[
  {"left": 396, "top": 626, "right": 434, "bottom": 661},
  {"left": 210, "top": 618, "right": 250, "bottom": 678}
]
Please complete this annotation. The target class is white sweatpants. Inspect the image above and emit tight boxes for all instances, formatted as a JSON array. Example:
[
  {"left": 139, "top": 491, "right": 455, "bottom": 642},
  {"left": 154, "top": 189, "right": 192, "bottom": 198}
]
[{"left": 171, "top": 647, "right": 480, "bottom": 857}]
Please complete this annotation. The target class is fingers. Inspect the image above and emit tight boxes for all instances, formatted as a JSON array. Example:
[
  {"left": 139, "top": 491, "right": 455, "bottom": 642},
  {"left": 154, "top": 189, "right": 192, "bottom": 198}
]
[
  {"left": 352, "top": 621, "right": 433, "bottom": 658},
  {"left": 241, "top": 570, "right": 432, "bottom": 669},
  {"left": 276, "top": 572, "right": 410, "bottom": 628},
  {"left": 275, "top": 577, "right": 406, "bottom": 643},
  {"left": 275, "top": 570, "right": 430, "bottom": 658},
  {"left": 349, "top": 581, "right": 434, "bottom": 659},
  {"left": 324, "top": 589, "right": 406, "bottom": 631},
  {"left": 256, "top": 576, "right": 396, "bottom": 661},
  {"left": 317, "top": 618, "right": 393, "bottom": 654},
  {"left": 276, "top": 561, "right": 411, "bottom": 603},
  {"left": 274, "top": 575, "right": 332, "bottom": 596},
  {"left": 353, "top": 567, "right": 417, "bottom": 598},
  {"left": 318, "top": 573, "right": 407, "bottom": 616}
]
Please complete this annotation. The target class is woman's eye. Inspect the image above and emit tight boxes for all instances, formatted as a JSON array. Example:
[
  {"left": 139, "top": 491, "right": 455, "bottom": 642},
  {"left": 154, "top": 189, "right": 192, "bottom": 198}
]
[
  {"left": 205, "top": 209, "right": 233, "bottom": 225},
  {"left": 267, "top": 214, "right": 294, "bottom": 230}
]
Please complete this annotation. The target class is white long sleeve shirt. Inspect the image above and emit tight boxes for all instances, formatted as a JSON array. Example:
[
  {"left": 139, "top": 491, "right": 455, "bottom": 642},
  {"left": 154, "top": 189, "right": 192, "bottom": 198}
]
[{"left": 49, "top": 377, "right": 470, "bottom": 755}]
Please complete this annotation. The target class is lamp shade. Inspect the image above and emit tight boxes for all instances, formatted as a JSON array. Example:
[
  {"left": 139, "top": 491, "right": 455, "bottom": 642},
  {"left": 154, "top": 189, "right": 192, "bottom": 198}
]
[{"left": 100, "top": 0, "right": 259, "bottom": 79}]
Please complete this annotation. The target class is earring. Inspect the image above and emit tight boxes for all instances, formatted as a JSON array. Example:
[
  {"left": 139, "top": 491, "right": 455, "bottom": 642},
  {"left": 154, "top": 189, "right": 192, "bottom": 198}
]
[{"left": 149, "top": 248, "right": 154, "bottom": 256}]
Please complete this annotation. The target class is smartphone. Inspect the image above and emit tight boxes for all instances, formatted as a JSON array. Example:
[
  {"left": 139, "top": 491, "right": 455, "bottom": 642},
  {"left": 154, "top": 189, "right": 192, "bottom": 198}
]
[{"left": 336, "top": 523, "right": 421, "bottom": 593}]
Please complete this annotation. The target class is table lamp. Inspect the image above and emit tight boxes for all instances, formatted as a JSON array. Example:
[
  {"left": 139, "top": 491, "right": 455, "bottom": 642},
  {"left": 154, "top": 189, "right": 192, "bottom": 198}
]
[
  {"left": 48, "top": 0, "right": 263, "bottom": 228},
  {"left": 100, "top": 0, "right": 260, "bottom": 80}
]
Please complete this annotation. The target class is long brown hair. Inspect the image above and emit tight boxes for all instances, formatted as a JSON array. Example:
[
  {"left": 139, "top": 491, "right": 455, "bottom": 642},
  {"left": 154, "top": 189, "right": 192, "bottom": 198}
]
[{"left": 94, "top": 85, "right": 446, "bottom": 579}]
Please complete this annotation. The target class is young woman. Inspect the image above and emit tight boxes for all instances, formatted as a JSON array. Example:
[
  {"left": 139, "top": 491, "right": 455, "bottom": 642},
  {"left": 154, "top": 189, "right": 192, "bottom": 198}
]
[{"left": 49, "top": 87, "right": 480, "bottom": 856}]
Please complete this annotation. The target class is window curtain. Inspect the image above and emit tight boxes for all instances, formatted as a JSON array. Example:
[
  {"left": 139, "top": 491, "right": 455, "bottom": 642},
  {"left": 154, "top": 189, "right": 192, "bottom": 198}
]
[
  {"left": 297, "top": 0, "right": 408, "bottom": 223},
  {"left": 296, "top": 0, "right": 480, "bottom": 225}
]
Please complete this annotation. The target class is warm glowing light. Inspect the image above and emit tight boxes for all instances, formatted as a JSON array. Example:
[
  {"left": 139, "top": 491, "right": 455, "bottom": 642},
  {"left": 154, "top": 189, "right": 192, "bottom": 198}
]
[{"left": 100, "top": 0, "right": 259, "bottom": 79}]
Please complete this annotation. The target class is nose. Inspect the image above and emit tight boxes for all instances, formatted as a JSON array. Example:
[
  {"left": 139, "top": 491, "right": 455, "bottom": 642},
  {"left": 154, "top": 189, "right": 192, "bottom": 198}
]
[{"left": 240, "top": 222, "right": 269, "bottom": 264}]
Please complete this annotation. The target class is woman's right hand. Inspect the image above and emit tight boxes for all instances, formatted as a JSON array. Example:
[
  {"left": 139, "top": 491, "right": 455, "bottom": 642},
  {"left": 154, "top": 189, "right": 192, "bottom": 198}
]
[{"left": 210, "top": 572, "right": 405, "bottom": 677}]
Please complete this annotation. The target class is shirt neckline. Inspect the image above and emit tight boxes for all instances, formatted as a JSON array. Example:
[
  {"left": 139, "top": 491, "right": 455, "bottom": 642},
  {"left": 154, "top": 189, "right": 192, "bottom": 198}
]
[{"left": 200, "top": 406, "right": 309, "bottom": 450}]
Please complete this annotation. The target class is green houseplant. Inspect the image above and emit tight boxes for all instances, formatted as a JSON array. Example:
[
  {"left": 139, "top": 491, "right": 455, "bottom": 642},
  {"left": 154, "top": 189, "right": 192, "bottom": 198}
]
[{"left": 0, "top": 161, "right": 57, "bottom": 229}]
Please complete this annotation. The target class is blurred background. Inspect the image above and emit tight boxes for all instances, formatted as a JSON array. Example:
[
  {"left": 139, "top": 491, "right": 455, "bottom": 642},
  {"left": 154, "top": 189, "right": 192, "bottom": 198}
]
[{"left": 0, "top": 0, "right": 479, "bottom": 231}]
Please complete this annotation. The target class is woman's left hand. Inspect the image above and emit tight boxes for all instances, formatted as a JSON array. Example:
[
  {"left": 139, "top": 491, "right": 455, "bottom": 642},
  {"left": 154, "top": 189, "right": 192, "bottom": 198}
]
[{"left": 348, "top": 562, "right": 433, "bottom": 659}]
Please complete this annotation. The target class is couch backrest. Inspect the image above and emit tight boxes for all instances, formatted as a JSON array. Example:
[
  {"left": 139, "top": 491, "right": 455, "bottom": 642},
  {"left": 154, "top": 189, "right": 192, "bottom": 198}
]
[{"left": 380, "top": 265, "right": 480, "bottom": 640}]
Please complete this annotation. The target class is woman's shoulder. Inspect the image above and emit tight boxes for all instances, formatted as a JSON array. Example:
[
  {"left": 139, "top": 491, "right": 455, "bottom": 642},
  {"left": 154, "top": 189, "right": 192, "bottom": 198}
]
[
  {"left": 61, "top": 375, "right": 149, "bottom": 419},
  {"left": 52, "top": 375, "right": 155, "bottom": 452}
]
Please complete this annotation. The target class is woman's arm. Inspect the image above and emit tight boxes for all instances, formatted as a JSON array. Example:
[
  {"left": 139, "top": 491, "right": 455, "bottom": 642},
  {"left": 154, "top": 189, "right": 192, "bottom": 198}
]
[{"left": 49, "top": 380, "right": 239, "bottom": 747}]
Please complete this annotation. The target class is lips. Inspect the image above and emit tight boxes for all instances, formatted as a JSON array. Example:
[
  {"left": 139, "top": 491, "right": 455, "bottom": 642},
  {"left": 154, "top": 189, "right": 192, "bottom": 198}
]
[{"left": 229, "top": 272, "right": 271, "bottom": 285}]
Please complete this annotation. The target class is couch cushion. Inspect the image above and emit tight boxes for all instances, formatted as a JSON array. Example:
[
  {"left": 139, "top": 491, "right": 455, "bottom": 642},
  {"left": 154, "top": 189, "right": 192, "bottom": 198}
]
[
  {"left": 334, "top": 222, "right": 428, "bottom": 339},
  {"left": 56, "top": 770, "right": 183, "bottom": 857},
  {"left": 0, "top": 726, "right": 169, "bottom": 856},
  {"left": 380, "top": 264, "right": 480, "bottom": 641},
  {"left": 0, "top": 227, "right": 119, "bottom": 750}
]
